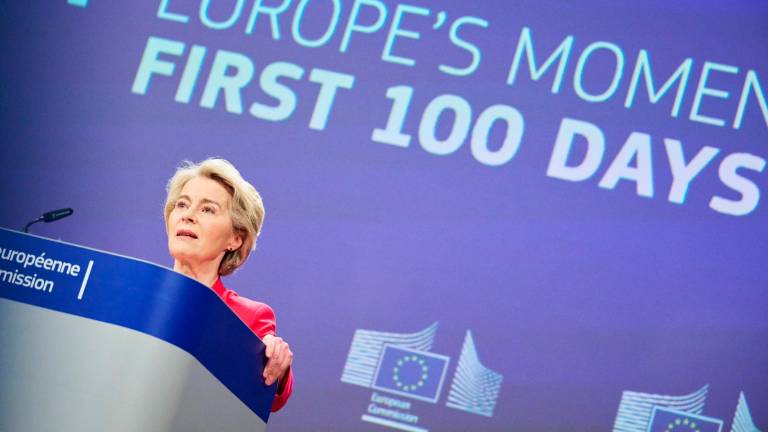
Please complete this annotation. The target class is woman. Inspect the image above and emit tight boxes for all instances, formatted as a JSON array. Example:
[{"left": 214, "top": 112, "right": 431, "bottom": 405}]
[{"left": 164, "top": 158, "right": 293, "bottom": 412}]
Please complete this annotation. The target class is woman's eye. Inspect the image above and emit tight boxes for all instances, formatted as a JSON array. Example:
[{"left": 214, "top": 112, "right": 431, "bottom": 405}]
[
  {"left": 202, "top": 206, "right": 215, "bottom": 214},
  {"left": 175, "top": 201, "right": 187, "bottom": 209}
]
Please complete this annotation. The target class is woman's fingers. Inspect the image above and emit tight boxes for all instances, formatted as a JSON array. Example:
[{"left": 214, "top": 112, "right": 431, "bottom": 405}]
[
  {"left": 263, "top": 334, "right": 274, "bottom": 358},
  {"left": 262, "top": 336, "right": 292, "bottom": 386},
  {"left": 279, "top": 344, "right": 293, "bottom": 372}
]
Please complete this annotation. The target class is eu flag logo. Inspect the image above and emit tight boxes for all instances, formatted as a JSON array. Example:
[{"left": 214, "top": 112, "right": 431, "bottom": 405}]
[
  {"left": 647, "top": 406, "right": 723, "bottom": 432},
  {"left": 372, "top": 345, "right": 450, "bottom": 403}
]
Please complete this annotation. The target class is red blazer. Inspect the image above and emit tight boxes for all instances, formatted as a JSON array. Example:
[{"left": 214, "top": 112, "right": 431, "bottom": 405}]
[{"left": 212, "top": 278, "right": 294, "bottom": 412}]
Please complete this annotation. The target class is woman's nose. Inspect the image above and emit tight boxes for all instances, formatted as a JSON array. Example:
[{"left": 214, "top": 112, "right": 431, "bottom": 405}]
[{"left": 181, "top": 206, "right": 196, "bottom": 222}]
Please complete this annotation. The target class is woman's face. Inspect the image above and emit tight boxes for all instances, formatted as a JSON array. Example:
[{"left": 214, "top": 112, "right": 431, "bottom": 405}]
[{"left": 167, "top": 176, "right": 242, "bottom": 267}]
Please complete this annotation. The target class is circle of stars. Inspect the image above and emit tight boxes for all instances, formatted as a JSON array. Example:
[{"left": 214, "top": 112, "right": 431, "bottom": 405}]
[
  {"left": 666, "top": 417, "right": 701, "bottom": 432},
  {"left": 392, "top": 355, "right": 429, "bottom": 392}
]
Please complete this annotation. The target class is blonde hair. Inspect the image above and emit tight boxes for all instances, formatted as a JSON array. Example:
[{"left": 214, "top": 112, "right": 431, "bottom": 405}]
[{"left": 164, "top": 158, "right": 265, "bottom": 276}]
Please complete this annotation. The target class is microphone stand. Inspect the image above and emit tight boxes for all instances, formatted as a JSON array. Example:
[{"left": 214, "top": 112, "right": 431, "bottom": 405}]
[{"left": 23, "top": 217, "right": 44, "bottom": 233}]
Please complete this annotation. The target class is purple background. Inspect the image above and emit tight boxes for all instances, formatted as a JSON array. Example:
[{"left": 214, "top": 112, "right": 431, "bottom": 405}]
[{"left": 1, "top": 1, "right": 766, "bottom": 431}]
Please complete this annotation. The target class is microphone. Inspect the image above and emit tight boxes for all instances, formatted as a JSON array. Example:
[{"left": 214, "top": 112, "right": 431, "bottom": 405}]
[
  {"left": 24, "top": 208, "right": 74, "bottom": 233},
  {"left": 42, "top": 208, "right": 74, "bottom": 222}
]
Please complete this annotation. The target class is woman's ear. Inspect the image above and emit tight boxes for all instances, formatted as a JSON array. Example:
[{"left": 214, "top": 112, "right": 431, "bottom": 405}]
[{"left": 228, "top": 232, "right": 244, "bottom": 252}]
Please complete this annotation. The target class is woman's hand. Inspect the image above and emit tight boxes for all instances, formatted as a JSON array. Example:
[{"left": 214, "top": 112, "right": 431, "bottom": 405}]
[{"left": 262, "top": 334, "right": 293, "bottom": 387}]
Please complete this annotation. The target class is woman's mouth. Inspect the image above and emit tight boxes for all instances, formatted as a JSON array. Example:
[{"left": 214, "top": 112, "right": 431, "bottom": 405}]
[{"left": 176, "top": 229, "right": 198, "bottom": 239}]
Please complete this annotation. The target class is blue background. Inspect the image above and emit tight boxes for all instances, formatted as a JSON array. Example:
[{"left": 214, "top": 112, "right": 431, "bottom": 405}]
[
  {"left": 1, "top": 1, "right": 766, "bottom": 431},
  {"left": 373, "top": 346, "right": 448, "bottom": 402},
  {"left": 649, "top": 407, "right": 722, "bottom": 432}
]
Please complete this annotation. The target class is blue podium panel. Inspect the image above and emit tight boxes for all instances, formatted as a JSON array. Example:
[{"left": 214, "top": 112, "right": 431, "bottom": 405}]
[{"left": 0, "top": 228, "right": 276, "bottom": 431}]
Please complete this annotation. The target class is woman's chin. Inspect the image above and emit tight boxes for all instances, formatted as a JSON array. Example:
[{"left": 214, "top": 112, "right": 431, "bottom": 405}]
[{"left": 169, "top": 247, "right": 197, "bottom": 264}]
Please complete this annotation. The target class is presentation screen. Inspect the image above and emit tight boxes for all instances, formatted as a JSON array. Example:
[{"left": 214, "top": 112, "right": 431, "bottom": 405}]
[{"left": 1, "top": 1, "right": 765, "bottom": 431}]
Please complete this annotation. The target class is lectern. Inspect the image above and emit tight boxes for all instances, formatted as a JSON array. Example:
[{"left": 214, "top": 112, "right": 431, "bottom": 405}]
[{"left": 0, "top": 228, "right": 276, "bottom": 431}]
